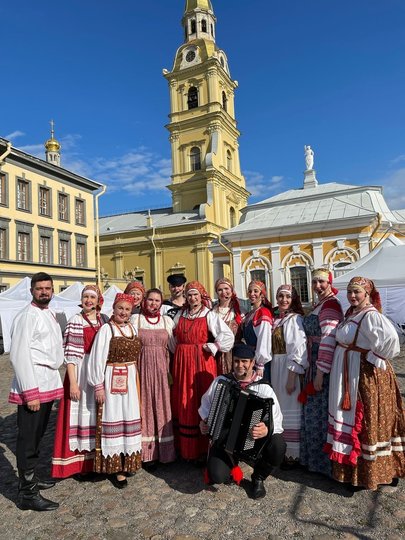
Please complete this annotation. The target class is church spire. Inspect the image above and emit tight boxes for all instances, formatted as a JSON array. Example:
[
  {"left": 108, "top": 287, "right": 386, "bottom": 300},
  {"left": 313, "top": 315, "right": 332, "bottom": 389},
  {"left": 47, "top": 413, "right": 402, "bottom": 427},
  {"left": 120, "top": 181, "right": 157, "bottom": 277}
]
[
  {"left": 183, "top": 0, "right": 216, "bottom": 43},
  {"left": 44, "top": 119, "right": 61, "bottom": 167}
]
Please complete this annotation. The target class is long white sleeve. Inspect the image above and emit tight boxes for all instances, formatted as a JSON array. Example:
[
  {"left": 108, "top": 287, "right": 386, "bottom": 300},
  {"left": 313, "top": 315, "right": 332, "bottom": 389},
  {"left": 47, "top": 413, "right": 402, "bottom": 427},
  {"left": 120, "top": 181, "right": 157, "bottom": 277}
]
[
  {"left": 206, "top": 310, "right": 235, "bottom": 356},
  {"left": 361, "top": 311, "right": 400, "bottom": 370},
  {"left": 254, "top": 319, "right": 272, "bottom": 366},
  {"left": 87, "top": 324, "right": 113, "bottom": 391},
  {"left": 9, "top": 310, "right": 39, "bottom": 400},
  {"left": 284, "top": 315, "right": 308, "bottom": 374}
]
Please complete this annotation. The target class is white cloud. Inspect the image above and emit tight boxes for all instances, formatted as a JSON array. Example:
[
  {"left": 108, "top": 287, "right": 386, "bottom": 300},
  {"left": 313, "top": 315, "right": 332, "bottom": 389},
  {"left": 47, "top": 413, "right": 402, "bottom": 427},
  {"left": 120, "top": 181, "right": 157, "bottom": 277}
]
[
  {"left": 378, "top": 167, "right": 405, "bottom": 210},
  {"left": 390, "top": 154, "right": 405, "bottom": 166},
  {"left": 5, "top": 130, "right": 25, "bottom": 141},
  {"left": 244, "top": 170, "right": 284, "bottom": 198}
]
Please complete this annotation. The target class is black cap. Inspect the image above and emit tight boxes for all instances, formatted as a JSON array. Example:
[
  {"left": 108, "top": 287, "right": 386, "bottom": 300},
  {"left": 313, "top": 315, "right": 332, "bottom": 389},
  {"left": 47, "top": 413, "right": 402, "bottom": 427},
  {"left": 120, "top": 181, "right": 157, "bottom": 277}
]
[
  {"left": 232, "top": 343, "right": 255, "bottom": 359},
  {"left": 167, "top": 274, "right": 187, "bottom": 286}
]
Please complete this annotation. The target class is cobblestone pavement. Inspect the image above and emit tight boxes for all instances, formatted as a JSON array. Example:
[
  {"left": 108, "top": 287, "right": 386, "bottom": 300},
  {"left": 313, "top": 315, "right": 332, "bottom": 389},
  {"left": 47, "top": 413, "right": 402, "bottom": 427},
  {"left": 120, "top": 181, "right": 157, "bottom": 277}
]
[{"left": 0, "top": 351, "right": 404, "bottom": 540}]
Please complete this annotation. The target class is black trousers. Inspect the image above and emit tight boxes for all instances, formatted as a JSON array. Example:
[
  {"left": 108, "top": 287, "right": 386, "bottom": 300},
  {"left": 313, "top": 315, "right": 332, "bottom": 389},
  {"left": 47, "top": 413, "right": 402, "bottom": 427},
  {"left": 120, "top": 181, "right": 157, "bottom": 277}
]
[
  {"left": 207, "top": 433, "right": 286, "bottom": 484},
  {"left": 16, "top": 402, "right": 53, "bottom": 471}
]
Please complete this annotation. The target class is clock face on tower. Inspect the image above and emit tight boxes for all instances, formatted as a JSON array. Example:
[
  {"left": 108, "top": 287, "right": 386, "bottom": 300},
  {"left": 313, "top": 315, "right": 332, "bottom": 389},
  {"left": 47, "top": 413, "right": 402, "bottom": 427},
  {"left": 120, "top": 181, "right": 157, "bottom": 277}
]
[{"left": 186, "top": 50, "right": 196, "bottom": 62}]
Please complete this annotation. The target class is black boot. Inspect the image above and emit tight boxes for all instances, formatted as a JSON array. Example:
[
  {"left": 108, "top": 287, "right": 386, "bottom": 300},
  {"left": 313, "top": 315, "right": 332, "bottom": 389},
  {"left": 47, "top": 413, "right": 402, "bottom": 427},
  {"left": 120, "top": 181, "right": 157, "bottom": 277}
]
[
  {"left": 34, "top": 476, "right": 56, "bottom": 490},
  {"left": 17, "top": 469, "right": 59, "bottom": 511},
  {"left": 251, "top": 476, "right": 266, "bottom": 499}
]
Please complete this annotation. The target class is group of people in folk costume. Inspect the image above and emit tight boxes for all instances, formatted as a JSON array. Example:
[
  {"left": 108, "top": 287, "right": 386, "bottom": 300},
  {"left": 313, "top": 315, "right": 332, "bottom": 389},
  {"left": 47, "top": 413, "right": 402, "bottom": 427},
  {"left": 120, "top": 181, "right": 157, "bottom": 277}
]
[{"left": 7, "top": 267, "right": 405, "bottom": 511}]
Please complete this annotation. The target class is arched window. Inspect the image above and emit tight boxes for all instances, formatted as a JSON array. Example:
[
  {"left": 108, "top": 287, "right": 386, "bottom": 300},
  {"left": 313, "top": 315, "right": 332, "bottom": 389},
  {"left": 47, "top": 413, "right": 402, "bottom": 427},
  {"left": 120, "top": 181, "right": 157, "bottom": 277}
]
[
  {"left": 290, "top": 266, "right": 309, "bottom": 303},
  {"left": 250, "top": 269, "right": 265, "bottom": 283},
  {"left": 226, "top": 149, "right": 232, "bottom": 171},
  {"left": 211, "top": 24, "right": 214, "bottom": 37},
  {"left": 229, "top": 206, "right": 236, "bottom": 228},
  {"left": 191, "top": 19, "right": 196, "bottom": 34},
  {"left": 220, "top": 57, "right": 225, "bottom": 68},
  {"left": 222, "top": 90, "right": 228, "bottom": 111},
  {"left": 201, "top": 19, "right": 207, "bottom": 33},
  {"left": 187, "top": 86, "right": 198, "bottom": 109},
  {"left": 190, "top": 147, "right": 201, "bottom": 171}
]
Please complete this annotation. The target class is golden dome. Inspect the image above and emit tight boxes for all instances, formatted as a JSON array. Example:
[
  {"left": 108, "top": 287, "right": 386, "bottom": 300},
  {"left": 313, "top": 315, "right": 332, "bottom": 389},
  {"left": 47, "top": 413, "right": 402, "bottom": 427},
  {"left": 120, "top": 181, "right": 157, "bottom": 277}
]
[
  {"left": 45, "top": 138, "right": 61, "bottom": 152},
  {"left": 184, "top": 0, "right": 213, "bottom": 14},
  {"left": 45, "top": 120, "right": 61, "bottom": 152}
]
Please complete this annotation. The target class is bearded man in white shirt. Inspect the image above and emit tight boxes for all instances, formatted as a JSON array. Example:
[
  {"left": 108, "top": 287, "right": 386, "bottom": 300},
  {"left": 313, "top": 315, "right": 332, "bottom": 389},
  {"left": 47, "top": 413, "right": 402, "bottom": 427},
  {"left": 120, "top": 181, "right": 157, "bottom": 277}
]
[{"left": 9, "top": 272, "right": 64, "bottom": 511}]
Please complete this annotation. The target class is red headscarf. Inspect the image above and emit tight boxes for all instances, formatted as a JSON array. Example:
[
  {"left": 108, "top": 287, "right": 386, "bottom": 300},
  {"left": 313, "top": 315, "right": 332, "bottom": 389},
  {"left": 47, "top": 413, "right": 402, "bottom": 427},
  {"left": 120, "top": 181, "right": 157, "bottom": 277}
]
[
  {"left": 141, "top": 288, "right": 163, "bottom": 318},
  {"left": 113, "top": 293, "right": 135, "bottom": 308},
  {"left": 312, "top": 268, "right": 338, "bottom": 295},
  {"left": 276, "top": 284, "right": 304, "bottom": 316},
  {"left": 215, "top": 277, "right": 242, "bottom": 324},
  {"left": 347, "top": 276, "right": 382, "bottom": 313},
  {"left": 124, "top": 281, "right": 145, "bottom": 296},
  {"left": 185, "top": 281, "right": 212, "bottom": 309},
  {"left": 81, "top": 284, "right": 104, "bottom": 311},
  {"left": 247, "top": 280, "right": 273, "bottom": 311}
]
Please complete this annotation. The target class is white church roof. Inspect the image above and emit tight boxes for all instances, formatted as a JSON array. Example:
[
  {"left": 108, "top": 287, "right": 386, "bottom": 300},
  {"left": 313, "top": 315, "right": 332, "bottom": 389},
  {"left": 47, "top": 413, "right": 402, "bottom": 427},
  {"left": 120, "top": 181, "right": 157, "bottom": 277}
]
[
  {"left": 99, "top": 207, "right": 203, "bottom": 235},
  {"left": 226, "top": 182, "right": 404, "bottom": 236}
]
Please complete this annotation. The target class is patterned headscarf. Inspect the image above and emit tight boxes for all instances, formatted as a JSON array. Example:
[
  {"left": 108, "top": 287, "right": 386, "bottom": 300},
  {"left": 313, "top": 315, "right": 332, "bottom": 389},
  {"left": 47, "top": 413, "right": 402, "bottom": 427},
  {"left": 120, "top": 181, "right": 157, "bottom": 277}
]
[
  {"left": 215, "top": 277, "right": 242, "bottom": 324},
  {"left": 247, "top": 280, "right": 273, "bottom": 311},
  {"left": 81, "top": 284, "right": 104, "bottom": 311},
  {"left": 276, "top": 284, "right": 304, "bottom": 316},
  {"left": 124, "top": 281, "right": 145, "bottom": 296},
  {"left": 113, "top": 293, "right": 135, "bottom": 308},
  {"left": 185, "top": 281, "right": 212, "bottom": 309},
  {"left": 312, "top": 267, "right": 338, "bottom": 295},
  {"left": 347, "top": 276, "right": 382, "bottom": 313}
]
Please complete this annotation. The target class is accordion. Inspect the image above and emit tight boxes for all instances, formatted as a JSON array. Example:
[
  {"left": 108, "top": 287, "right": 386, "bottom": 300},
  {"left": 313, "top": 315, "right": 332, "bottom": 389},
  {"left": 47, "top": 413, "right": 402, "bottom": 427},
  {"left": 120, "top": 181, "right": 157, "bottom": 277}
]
[{"left": 207, "top": 377, "right": 273, "bottom": 463}]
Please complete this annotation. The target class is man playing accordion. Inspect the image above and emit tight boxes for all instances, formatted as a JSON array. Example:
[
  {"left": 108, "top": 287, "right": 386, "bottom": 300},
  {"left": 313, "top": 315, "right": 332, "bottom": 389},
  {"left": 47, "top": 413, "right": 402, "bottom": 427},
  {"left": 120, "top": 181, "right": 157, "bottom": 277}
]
[{"left": 199, "top": 343, "right": 286, "bottom": 499}]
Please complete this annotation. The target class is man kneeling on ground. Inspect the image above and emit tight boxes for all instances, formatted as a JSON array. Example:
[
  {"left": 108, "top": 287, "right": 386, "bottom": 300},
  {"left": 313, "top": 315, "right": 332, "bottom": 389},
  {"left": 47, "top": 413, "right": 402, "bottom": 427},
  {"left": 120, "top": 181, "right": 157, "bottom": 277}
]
[{"left": 199, "top": 343, "right": 286, "bottom": 499}]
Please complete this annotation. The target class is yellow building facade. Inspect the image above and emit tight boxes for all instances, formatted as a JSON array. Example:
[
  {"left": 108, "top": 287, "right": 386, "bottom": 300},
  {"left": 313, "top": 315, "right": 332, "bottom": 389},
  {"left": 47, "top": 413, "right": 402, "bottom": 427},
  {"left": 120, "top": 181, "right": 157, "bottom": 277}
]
[
  {"left": 0, "top": 134, "right": 103, "bottom": 292},
  {"left": 99, "top": 0, "right": 248, "bottom": 296},
  {"left": 211, "top": 163, "right": 405, "bottom": 306}
]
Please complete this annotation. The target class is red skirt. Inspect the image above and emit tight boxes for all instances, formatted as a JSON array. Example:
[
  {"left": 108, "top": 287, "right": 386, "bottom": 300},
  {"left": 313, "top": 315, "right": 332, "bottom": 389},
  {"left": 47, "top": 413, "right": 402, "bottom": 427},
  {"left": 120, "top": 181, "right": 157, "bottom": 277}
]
[{"left": 51, "top": 373, "right": 95, "bottom": 478}]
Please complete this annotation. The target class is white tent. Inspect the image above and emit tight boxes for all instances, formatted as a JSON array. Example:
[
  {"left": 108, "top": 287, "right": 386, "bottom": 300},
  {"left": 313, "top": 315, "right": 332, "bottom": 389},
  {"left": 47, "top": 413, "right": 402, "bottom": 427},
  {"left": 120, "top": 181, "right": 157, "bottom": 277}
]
[
  {"left": 0, "top": 280, "right": 123, "bottom": 353},
  {"left": 334, "top": 241, "right": 405, "bottom": 337}
]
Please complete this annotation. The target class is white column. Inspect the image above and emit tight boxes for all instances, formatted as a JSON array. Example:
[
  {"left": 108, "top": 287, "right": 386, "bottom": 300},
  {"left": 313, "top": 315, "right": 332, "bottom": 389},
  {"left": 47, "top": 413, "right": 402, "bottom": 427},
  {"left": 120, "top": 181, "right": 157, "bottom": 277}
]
[
  {"left": 358, "top": 235, "right": 370, "bottom": 258},
  {"left": 270, "top": 244, "right": 282, "bottom": 305},
  {"left": 312, "top": 239, "right": 324, "bottom": 267},
  {"left": 233, "top": 249, "right": 243, "bottom": 297}
]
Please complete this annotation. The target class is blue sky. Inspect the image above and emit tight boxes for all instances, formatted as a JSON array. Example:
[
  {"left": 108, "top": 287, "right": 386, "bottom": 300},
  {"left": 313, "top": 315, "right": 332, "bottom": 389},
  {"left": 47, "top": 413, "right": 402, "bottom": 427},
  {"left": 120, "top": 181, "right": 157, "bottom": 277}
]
[{"left": 2, "top": 0, "right": 405, "bottom": 216}]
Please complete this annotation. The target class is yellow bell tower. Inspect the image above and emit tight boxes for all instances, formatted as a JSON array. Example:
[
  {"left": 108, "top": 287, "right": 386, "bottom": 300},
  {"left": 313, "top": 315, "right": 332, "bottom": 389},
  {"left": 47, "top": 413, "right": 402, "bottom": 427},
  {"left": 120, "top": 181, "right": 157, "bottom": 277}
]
[{"left": 163, "top": 0, "right": 249, "bottom": 230}]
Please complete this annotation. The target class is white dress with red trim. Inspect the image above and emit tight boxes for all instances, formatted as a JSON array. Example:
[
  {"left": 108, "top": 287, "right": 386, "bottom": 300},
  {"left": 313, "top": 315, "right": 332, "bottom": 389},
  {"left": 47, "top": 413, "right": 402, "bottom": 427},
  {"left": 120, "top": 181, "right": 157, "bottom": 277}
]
[
  {"left": 8, "top": 303, "right": 64, "bottom": 405},
  {"left": 271, "top": 313, "right": 308, "bottom": 459}
]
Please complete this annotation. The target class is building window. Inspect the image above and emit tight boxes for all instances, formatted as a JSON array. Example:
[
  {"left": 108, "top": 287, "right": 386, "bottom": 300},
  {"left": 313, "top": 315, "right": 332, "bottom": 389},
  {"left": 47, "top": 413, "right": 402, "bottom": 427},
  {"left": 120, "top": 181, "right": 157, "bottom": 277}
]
[
  {"left": 333, "top": 261, "right": 351, "bottom": 278},
  {"left": 58, "top": 193, "right": 69, "bottom": 221},
  {"left": 17, "top": 179, "right": 30, "bottom": 211},
  {"left": 76, "top": 241, "right": 86, "bottom": 268},
  {"left": 290, "top": 266, "right": 309, "bottom": 303},
  {"left": 229, "top": 207, "right": 236, "bottom": 228},
  {"left": 226, "top": 149, "right": 232, "bottom": 171},
  {"left": 191, "top": 19, "right": 196, "bottom": 34},
  {"left": 59, "top": 239, "right": 70, "bottom": 266},
  {"left": 0, "top": 284, "right": 8, "bottom": 293},
  {"left": 39, "top": 186, "right": 51, "bottom": 217},
  {"left": 0, "top": 228, "right": 6, "bottom": 259},
  {"left": 222, "top": 91, "right": 228, "bottom": 112},
  {"left": 250, "top": 269, "right": 266, "bottom": 283},
  {"left": 75, "top": 198, "right": 86, "bottom": 225},
  {"left": 39, "top": 235, "right": 51, "bottom": 264},
  {"left": 187, "top": 86, "right": 198, "bottom": 109},
  {"left": 190, "top": 147, "right": 201, "bottom": 171},
  {"left": 201, "top": 19, "right": 207, "bottom": 33},
  {"left": 0, "top": 172, "right": 7, "bottom": 206},
  {"left": 17, "top": 232, "right": 30, "bottom": 261}
]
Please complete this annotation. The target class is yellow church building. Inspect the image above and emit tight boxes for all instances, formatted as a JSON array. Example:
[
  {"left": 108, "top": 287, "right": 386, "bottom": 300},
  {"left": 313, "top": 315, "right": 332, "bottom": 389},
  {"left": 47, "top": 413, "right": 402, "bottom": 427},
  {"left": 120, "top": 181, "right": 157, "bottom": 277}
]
[
  {"left": 99, "top": 0, "right": 249, "bottom": 295},
  {"left": 210, "top": 154, "right": 405, "bottom": 305}
]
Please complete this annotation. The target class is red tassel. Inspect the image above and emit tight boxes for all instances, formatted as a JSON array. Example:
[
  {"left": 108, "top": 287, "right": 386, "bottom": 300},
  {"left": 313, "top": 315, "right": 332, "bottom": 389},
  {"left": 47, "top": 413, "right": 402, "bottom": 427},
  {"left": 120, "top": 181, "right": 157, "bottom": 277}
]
[
  {"left": 341, "top": 390, "right": 351, "bottom": 411},
  {"left": 306, "top": 381, "right": 317, "bottom": 396},
  {"left": 203, "top": 468, "right": 211, "bottom": 485},
  {"left": 230, "top": 465, "right": 243, "bottom": 486},
  {"left": 297, "top": 390, "right": 308, "bottom": 404}
]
